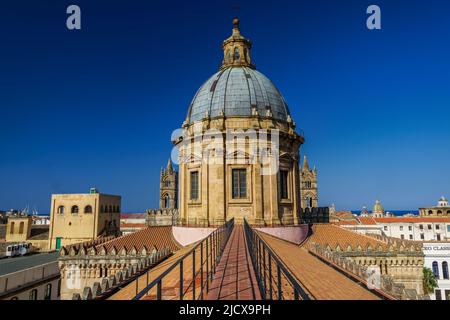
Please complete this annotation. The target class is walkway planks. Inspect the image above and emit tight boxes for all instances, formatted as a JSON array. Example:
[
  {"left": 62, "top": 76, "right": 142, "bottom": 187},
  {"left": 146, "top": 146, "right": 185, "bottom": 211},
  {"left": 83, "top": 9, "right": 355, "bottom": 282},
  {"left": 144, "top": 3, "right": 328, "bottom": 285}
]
[{"left": 205, "top": 225, "right": 261, "bottom": 300}]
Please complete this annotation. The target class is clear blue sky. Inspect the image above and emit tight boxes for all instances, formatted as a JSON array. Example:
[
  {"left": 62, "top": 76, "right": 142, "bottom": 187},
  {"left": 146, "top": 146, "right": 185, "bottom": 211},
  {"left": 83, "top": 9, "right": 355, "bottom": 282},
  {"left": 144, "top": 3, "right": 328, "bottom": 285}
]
[{"left": 1, "top": 0, "right": 449, "bottom": 213}]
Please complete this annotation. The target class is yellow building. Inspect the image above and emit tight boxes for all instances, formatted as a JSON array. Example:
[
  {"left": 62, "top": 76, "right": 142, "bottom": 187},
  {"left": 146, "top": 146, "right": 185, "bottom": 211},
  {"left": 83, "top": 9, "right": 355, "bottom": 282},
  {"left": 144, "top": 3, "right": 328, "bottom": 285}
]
[
  {"left": 6, "top": 216, "right": 32, "bottom": 242},
  {"left": 5, "top": 215, "right": 49, "bottom": 251},
  {"left": 48, "top": 188, "right": 121, "bottom": 250},
  {"left": 175, "top": 19, "right": 304, "bottom": 226},
  {"left": 420, "top": 196, "right": 450, "bottom": 217}
]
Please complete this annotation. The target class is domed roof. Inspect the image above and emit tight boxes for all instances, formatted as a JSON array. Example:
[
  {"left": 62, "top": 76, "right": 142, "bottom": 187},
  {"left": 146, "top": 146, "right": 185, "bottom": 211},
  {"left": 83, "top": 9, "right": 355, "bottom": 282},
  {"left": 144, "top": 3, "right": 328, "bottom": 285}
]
[
  {"left": 373, "top": 200, "right": 384, "bottom": 214},
  {"left": 186, "top": 67, "right": 291, "bottom": 124},
  {"left": 184, "top": 18, "right": 292, "bottom": 125}
]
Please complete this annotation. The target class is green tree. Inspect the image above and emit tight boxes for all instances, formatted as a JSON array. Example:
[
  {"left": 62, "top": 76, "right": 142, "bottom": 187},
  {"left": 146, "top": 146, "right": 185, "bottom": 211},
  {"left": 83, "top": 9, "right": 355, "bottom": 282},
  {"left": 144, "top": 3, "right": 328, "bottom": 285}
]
[{"left": 423, "top": 267, "right": 438, "bottom": 295}]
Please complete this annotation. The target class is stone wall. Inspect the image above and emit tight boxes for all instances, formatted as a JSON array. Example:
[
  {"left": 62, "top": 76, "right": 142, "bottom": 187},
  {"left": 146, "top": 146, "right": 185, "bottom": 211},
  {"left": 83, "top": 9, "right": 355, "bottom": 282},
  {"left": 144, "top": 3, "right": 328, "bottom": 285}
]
[
  {"left": 69, "top": 248, "right": 171, "bottom": 300},
  {"left": 58, "top": 246, "right": 172, "bottom": 300},
  {"left": 299, "top": 207, "right": 330, "bottom": 224},
  {"left": 146, "top": 209, "right": 178, "bottom": 227},
  {"left": 307, "top": 241, "right": 429, "bottom": 300}
]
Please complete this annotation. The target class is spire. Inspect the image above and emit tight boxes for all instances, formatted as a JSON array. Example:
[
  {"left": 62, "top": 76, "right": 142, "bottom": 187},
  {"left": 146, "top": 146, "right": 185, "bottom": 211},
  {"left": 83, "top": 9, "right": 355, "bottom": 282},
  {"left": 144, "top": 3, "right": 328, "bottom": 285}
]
[
  {"left": 302, "top": 155, "right": 310, "bottom": 171},
  {"left": 221, "top": 18, "right": 255, "bottom": 69},
  {"left": 167, "top": 158, "right": 173, "bottom": 173}
]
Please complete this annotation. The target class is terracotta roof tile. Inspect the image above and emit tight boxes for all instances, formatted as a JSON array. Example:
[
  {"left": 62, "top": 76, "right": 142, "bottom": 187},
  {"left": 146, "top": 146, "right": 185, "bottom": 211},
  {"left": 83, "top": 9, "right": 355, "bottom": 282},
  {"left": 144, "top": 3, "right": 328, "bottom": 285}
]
[
  {"left": 357, "top": 217, "right": 377, "bottom": 225},
  {"left": 374, "top": 217, "right": 450, "bottom": 223},
  {"left": 306, "top": 224, "right": 388, "bottom": 251},
  {"left": 96, "top": 226, "right": 181, "bottom": 253},
  {"left": 334, "top": 220, "right": 358, "bottom": 226},
  {"left": 259, "top": 232, "right": 380, "bottom": 300}
]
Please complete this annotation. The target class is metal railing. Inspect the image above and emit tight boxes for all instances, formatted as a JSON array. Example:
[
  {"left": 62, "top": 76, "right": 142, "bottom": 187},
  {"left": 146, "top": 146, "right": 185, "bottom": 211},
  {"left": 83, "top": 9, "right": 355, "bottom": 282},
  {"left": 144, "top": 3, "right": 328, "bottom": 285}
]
[
  {"left": 132, "top": 218, "right": 234, "bottom": 300},
  {"left": 243, "top": 219, "right": 311, "bottom": 300}
]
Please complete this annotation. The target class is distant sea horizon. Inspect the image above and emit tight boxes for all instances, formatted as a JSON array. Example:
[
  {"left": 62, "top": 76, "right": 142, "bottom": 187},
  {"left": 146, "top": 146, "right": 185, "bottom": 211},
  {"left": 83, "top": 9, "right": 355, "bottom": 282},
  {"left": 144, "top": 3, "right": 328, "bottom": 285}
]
[
  {"left": 19, "top": 210, "right": 422, "bottom": 217},
  {"left": 350, "top": 210, "right": 419, "bottom": 216}
]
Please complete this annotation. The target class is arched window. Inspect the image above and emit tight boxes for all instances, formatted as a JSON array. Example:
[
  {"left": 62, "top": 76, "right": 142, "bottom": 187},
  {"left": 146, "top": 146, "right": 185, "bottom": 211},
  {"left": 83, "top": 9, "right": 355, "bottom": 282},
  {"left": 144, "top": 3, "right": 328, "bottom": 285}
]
[
  {"left": 19, "top": 222, "right": 24, "bottom": 234},
  {"left": 84, "top": 205, "right": 92, "bottom": 214},
  {"left": 57, "top": 206, "right": 65, "bottom": 214},
  {"left": 305, "top": 197, "right": 311, "bottom": 208},
  {"left": 11, "top": 296, "right": 18, "bottom": 300},
  {"left": 164, "top": 195, "right": 170, "bottom": 208},
  {"left": 10, "top": 222, "right": 15, "bottom": 234},
  {"left": 109, "top": 205, "right": 113, "bottom": 213},
  {"left": 244, "top": 48, "right": 248, "bottom": 63},
  {"left": 432, "top": 261, "right": 440, "bottom": 279},
  {"left": 428, "top": 210, "right": 433, "bottom": 216},
  {"left": 29, "top": 289, "right": 37, "bottom": 300},
  {"left": 71, "top": 206, "right": 79, "bottom": 214},
  {"left": 233, "top": 47, "right": 240, "bottom": 61},
  {"left": 437, "top": 210, "right": 443, "bottom": 215},
  {"left": 44, "top": 284, "right": 52, "bottom": 300},
  {"left": 447, "top": 210, "right": 450, "bottom": 215},
  {"left": 443, "top": 262, "right": 449, "bottom": 280},
  {"left": 100, "top": 205, "right": 104, "bottom": 213}
]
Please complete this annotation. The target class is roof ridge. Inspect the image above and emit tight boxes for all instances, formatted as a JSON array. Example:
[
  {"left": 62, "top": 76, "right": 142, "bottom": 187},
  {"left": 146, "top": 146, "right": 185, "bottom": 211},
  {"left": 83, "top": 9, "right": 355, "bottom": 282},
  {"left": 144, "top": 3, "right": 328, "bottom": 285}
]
[
  {"left": 333, "top": 224, "right": 387, "bottom": 245},
  {"left": 94, "top": 226, "right": 152, "bottom": 249}
]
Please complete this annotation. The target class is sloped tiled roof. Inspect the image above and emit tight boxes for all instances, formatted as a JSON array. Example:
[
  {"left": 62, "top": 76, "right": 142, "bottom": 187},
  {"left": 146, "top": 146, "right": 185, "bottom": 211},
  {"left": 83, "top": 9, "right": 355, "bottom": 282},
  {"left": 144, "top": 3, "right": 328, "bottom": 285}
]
[
  {"left": 374, "top": 217, "right": 450, "bottom": 223},
  {"left": 306, "top": 224, "right": 389, "bottom": 251},
  {"left": 333, "top": 211, "right": 355, "bottom": 219},
  {"left": 96, "top": 226, "right": 181, "bottom": 253},
  {"left": 357, "top": 217, "right": 378, "bottom": 225},
  {"left": 258, "top": 231, "right": 381, "bottom": 300},
  {"left": 334, "top": 220, "right": 358, "bottom": 226}
]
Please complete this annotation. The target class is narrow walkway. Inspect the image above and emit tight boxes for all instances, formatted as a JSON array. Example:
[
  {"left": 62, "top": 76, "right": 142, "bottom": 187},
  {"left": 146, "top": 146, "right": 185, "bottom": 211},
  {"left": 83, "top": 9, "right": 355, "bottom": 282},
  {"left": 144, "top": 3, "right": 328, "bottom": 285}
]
[{"left": 206, "top": 225, "right": 261, "bottom": 300}]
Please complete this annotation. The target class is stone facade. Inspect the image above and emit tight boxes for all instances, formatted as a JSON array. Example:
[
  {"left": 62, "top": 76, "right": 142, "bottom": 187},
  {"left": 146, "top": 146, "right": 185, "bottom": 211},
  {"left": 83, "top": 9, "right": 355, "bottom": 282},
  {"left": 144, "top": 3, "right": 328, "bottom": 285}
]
[
  {"left": 300, "top": 155, "right": 318, "bottom": 208},
  {"left": 5, "top": 215, "right": 50, "bottom": 251},
  {"left": 58, "top": 240, "right": 170, "bottom": 300},
  {"left": 176, "top": 19, "right": 304, "bottom": 227},
  {"left": 160, "top": 159, "right": 178, "bottom": 209},
  {"left": 307, "top": 241, "right": 428, "bottom": 300},
  {"left": 299, "top": 207, "right": 330, "bottom": 224},
  {"left": 6, "top": 216, "right": 32, "bottom": 242},
  {"left": 57, "top": 226, "right": 180, "bottom": 300},
  {"left": 48, "top": 189, "right": 121, "bottom": 250},
  {"left": 420, "top": 196, "right": 450, "bottom": 217},
  {"left": 146, "top": 208, "right": 178, "bottom": 227}
]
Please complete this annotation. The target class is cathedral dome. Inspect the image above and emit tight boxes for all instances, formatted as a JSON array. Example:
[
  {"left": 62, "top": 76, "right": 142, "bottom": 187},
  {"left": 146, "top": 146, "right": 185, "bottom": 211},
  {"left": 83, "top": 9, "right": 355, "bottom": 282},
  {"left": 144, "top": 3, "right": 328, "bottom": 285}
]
[
  {"left": 186, "top": 67, "right": 291, "bottom": 124},
  {"left": 184, "top": 18, "right": 292, "bottom": 125},
  {"left": 373, "top": 200, "right": 385, "bottom": 214}
]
